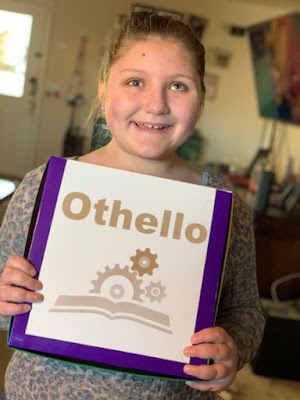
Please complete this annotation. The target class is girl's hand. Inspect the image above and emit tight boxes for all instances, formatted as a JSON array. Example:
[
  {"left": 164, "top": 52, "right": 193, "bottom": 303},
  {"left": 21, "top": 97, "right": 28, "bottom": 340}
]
[
  {"left": 0, "top": 255, "right": 43, "bottom": 316},
  {"left": 183, "top": 327, "right": 238, "bottom": 392}
]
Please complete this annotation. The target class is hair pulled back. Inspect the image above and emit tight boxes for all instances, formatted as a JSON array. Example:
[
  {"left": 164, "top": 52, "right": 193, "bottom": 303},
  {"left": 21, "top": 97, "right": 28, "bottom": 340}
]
[{"left": 101, "top": 12, "right": 206, "bottom": 96}]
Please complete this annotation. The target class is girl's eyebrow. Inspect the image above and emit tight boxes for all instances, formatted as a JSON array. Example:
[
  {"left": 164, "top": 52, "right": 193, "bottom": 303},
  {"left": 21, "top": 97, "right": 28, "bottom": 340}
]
[
  {"left": 120, "top": 68, "right": 195, "bottom": 82},
  {"left": 119, "top": 68, "right": 145, "bottom": 74}
]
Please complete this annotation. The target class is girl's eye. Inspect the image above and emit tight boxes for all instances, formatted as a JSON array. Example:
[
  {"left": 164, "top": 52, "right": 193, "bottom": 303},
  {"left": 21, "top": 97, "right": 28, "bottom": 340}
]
[
  {"left": 170, "top": 82, "right": 187, "bottom": 91},
  {"left": 128, "top": 79, "right": 143, "bottom": 87}
]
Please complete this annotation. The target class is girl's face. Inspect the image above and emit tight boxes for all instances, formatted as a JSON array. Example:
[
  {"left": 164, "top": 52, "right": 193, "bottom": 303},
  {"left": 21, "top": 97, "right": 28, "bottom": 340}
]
[{"left": 101, "top": 36, "right": 202, "bottom": 161}]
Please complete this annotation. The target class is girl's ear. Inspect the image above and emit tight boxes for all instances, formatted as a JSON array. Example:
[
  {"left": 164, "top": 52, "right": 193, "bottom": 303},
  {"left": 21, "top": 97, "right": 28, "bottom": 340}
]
[
  {"left": 97, "top": 80, "right": 106, "bottom": 116},
  {"left": 98, "top": 80, "right": 105, "bottom": 103}
]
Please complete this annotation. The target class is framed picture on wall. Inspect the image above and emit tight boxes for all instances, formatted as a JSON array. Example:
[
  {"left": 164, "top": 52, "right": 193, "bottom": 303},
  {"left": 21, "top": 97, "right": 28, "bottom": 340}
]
[
  {"left": 156, "top": 8, "right": 183, "bottom": 21},
  {"left": 206, "top": 47, "right": 232, "bottom": 68},
  {"left": 132, "top": 4, "right": 154, "bottom": 13},
  {"left": 204, "top": 74, "right": 219, "bottom": 100}
]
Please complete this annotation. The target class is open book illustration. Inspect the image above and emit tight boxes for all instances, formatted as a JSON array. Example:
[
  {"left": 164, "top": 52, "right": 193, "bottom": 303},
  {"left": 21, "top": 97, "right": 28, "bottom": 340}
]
[{"left": 50, "top": 248, "right": 173, "bottom": 335}]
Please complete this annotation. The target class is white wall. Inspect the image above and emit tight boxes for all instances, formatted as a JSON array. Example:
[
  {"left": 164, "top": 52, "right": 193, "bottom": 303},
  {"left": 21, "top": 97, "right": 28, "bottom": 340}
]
[{"left": 33, "top": 0, "right": 300, "bottom": 182}]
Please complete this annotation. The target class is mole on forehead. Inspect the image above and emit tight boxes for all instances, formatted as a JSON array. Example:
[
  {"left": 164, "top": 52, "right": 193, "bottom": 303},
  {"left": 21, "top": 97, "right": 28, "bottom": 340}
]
[{"left": 142, "top": 52, "right": 145, "bottom": 56}]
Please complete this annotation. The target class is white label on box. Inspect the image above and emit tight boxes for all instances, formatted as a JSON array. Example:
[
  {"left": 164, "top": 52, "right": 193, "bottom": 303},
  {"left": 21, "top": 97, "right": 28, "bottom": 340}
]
[{"left": 26, "top": 160, "right": 215, "bottom": 363}]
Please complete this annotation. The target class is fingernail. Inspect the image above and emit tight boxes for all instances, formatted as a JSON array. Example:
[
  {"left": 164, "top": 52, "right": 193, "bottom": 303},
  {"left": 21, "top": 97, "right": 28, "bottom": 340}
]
[
  {"left": 190, "top": 335, "right": 197, "bottom": 344},
  {"left": 184, "top": 365, "right": 191, "bottom": 374},
  {"left": 23, "top": 304, "right": 31, "bottom": 313},
  {"left": 185, "top": 381, "right": 195, "bottom": 387},
  {"left": 34, "top": 281, "right": 43, "bottom": 290},
  {"left": 184, "top": 348, "right": 193, "bottom": 357},
  {"left": 30, "top": 268, "right": 36, "bottom": 277},
  {"left": 33, "top": 292, "right": 43, "bottom": 302}
]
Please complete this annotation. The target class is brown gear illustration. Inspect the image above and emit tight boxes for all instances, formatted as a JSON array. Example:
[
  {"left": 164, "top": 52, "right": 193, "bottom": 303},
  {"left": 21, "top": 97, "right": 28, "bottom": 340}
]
[
  {"left": 145, "top": 281, "right": 166, "bottom": 302},
  {"left": 89, "top": 264, "right": 144, "bottom": 302},
  {"left": 129, "top": 248, "right": 158, "bottom": 276}
]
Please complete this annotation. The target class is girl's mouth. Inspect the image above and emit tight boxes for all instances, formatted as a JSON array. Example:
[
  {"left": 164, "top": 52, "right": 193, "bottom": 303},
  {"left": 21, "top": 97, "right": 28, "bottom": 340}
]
[{"left": 134, "top": 122, "right": 170, "bottom": 131}]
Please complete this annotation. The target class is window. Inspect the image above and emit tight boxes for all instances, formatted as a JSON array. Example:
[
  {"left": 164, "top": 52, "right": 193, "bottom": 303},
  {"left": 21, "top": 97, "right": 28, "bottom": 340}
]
[{"left": 0, "top": 10, "right": 32, "bottom": 97}]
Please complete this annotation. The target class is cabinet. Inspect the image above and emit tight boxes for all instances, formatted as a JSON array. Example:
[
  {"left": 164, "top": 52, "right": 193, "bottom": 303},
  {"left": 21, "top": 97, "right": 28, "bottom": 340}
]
[{"left": 254, "top": 213, "right": 300, "bottom": 300}]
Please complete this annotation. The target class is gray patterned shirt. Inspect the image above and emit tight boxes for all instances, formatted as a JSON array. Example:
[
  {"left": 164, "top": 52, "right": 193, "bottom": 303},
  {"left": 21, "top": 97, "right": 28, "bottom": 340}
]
[{"left": 0, "top": 164, "right": 264, "bottom": 399}]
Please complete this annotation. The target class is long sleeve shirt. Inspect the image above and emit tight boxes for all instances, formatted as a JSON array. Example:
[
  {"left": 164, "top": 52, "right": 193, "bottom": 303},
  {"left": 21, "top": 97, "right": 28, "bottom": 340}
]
[{"left": 0, "top": 164, "right": 264, "bottom": 400}]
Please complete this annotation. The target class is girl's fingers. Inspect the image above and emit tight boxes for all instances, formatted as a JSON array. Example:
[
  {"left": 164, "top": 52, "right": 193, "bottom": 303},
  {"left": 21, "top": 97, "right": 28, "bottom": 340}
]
[
  {"left": 0, "top": 301, "right": 31, "bottom": 316},
  {"left": 0, "top": 256, "right": 43, "bottom": 317},
  {"left": 0, "top": 267, "right": 42, "bottom": 292},
  {"left": 183, "top": 328, "right": 238, "bottom": 392},
  {"left": 184, "top": 363, "right": 228, "bottom": 381},
  {"left": 0, "top": 285, "right": 43, "bottom": 304},
  {"left": 185, "top": 380, "right": 222, "bottom": 392},
  {"left": 184, "top": 342, "right": 230, "bottom": 361},
  {"left": 190, "top": 327, "right": 231, "bottom": 345},
  {"left": 5, "top": 255, "right": 37, "bottom": 277}
]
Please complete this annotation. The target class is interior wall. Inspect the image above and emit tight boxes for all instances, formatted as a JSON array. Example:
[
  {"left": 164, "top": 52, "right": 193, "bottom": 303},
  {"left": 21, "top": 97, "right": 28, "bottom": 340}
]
[{"left": 33, "top": 0, "right": 300, "bottom": 182}]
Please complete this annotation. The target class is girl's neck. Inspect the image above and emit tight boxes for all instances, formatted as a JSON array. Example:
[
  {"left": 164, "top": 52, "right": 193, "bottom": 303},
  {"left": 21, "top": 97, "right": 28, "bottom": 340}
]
[
  {"left": 85, "top": 141, "right": 179, "bottom": 177},
  {"left": 79, "top": 140, "right": 203, "bottom": 185}
]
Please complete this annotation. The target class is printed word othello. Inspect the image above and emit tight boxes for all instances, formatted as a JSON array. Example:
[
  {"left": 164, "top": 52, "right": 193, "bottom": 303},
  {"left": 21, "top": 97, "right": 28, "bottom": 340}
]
[{"left": 62, "top": 192, "right": 207, "bottom": 244}]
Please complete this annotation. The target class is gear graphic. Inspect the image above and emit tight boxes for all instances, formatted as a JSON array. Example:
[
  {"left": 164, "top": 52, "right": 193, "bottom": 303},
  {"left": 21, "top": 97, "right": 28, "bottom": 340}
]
[
  {"left": 130, "top": 248, "right": 158, "bottom": 276},
  {"left": 144, "top": 281, "right": 166, "bottom": 302},
  {"left": 89, "top": 264, "right": 144, "bottom": 302}
]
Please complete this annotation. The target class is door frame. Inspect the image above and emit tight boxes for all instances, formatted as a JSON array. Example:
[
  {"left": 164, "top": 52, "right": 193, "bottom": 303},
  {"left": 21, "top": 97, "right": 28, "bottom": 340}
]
[
  {"left": 0, "top": 0, "right": 54, "bottom": 177},
  {"left": 26, "top": 0, "right": 55, "bottom": 174}
]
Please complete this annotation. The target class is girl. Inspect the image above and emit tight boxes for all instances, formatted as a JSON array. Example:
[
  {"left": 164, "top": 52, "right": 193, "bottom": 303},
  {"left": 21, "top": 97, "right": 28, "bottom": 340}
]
[{"left": 0, "top": 12, "right": 264, "bottom": 400}]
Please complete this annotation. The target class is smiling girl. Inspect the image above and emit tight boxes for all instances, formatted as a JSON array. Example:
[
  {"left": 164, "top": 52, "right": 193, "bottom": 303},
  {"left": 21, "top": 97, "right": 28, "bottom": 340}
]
[{"left": 0, "top": 12, "right": 264, "bottom": 400}]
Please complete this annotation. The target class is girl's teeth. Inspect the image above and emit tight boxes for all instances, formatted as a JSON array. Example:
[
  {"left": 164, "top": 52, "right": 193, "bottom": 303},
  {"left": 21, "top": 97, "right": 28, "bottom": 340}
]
[{"left": 135, "top": 122, "right": 167, "bottom": 130}]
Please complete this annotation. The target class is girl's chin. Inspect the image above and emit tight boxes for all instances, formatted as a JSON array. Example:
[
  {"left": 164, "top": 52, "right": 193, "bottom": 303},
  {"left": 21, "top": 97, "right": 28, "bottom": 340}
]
[
  {"left": 111, "top": 137, "right": 177, "bottom": 161},
  {"left": 129, "top": 146, "right": 175, "bottom": 161}
]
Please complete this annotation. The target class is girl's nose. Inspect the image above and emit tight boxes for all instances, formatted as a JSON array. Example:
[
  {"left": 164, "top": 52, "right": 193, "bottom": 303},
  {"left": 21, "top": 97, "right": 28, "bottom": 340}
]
[{"left": 144, "top": 86, "right": 170, "bottom": 115}]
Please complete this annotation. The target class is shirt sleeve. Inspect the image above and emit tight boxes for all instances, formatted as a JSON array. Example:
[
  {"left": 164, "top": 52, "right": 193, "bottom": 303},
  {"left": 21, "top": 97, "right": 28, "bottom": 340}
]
[
  {"left": 207, "top": 172, "right": 265, "bottom": 370},
  {"left": 0, "top": 166, "right": 45, "bottom": 330}
]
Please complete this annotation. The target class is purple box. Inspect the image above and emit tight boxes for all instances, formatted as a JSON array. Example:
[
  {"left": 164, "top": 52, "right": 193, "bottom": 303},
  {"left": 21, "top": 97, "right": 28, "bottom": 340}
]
[{"left": 9, "top": 156, "right": 232, "bottom": 380}]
